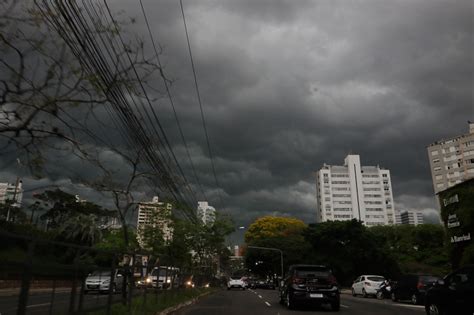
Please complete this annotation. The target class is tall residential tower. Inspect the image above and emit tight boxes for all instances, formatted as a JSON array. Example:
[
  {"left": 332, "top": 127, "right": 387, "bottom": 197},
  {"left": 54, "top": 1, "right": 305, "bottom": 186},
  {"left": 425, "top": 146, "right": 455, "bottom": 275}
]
[
  {"left": 427, "top": 121, "right": 474, "bottom": 194},
  {"left": 316, "top": 155, "right": 395, "bottom": 226}
]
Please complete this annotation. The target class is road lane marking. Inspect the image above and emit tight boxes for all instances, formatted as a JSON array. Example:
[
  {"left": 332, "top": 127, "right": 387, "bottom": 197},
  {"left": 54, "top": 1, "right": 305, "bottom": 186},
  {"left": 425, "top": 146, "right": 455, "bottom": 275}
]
[
  {"left": 396, "top": 304, "right": 424, "bottom": 309},
  {"left": 258, "top": 294, "right": 262, "bottom": 298},
  {"left": 26, "top": 303, "right": 51, "bottom": 308},
  {"left": 265, "top": 301, "right": 271, "bottom": 306},
  {"left": 341, "top": 304, "right": 349, "bottom": 308}
]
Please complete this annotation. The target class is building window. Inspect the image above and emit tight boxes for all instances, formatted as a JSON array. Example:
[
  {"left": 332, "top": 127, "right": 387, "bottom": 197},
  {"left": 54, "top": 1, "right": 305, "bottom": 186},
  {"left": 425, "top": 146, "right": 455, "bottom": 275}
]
[
  {"left": 431, "top": 150, "right": 439, "bottom": 156},
  {"left": 432, "top": 158, "right": 440, "bottom": 164}
]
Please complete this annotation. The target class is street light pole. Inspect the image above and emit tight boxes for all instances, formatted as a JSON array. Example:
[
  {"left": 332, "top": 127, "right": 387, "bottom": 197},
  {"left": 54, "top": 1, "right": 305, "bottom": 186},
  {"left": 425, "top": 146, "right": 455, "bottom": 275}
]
[{"left": 247, "top": 245, "right": 284, "bottom": 278}]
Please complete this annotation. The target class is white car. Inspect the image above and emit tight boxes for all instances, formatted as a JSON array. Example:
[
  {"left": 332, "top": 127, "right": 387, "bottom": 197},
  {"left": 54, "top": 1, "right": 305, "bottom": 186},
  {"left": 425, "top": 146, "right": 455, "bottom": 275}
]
[
  {"left": 227, "top": 276, "right": 246, "bottom": 290},
  {"left": 351, "top": 275, "right": 385, "bottom": 297}
]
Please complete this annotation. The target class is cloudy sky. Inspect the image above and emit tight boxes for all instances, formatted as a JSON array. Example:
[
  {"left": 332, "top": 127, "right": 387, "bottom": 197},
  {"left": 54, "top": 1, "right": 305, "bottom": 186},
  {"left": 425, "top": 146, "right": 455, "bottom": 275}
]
[{"left": 1, "top": 0, "right": 473, "bottom": 240}]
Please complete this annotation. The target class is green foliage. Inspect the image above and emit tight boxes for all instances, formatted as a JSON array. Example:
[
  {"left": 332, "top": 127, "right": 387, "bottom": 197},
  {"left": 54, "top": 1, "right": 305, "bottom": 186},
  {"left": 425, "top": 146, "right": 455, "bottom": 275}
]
[
  {"left": 304, "top": 220, "right": 400, "bottom": 285},
  {"left": 36, "top": 189, "right": 114, "bottom": 231},
  {"left": 370, "top": 224, "right": 450, "bottom": 275},
  {"left": 245, "top": 216, "right": 306, "bottom": 244}
]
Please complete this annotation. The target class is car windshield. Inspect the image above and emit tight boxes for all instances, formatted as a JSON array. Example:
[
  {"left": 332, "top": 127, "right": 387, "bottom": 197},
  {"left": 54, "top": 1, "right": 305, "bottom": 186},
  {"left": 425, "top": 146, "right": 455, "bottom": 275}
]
[
  {"left": 367, "top": 276, "right": 385, "bottom": 282},
  {"left": 90, "top": 271, "right": 111, "bottom": 277},
  {"left": 151, "top": 269, "right": 176, "bottom": 276},
  {"left": 230, "top": 277, "right": 242, "bottom": 280},
  {"left": 295, "top": 268, "right": 330, "bottom": 277}
]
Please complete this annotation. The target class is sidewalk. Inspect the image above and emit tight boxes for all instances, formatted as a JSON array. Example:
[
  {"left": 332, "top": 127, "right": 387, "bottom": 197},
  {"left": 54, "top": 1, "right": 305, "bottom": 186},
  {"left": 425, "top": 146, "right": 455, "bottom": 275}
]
[{"left": 0, "top": 287, "right": 71, "bottom": 297}]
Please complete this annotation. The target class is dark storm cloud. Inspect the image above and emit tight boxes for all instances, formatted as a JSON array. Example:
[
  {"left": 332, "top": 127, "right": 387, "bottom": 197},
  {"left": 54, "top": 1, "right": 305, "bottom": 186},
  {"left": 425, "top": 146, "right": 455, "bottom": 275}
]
[{"left": 2, "top": 0, "right": 472, "bottom": 234}]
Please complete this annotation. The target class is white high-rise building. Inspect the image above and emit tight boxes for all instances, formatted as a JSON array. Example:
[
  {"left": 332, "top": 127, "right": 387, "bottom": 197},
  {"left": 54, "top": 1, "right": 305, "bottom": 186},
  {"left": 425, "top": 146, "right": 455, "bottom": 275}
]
[
  {"left": 0, "top": 181, "right": 23, "bottom": 207},
  {"left": 197, "top": 201, "right": 216, "bottom": 226},
  {"left": 427, "top": 121, "right": 474, "bottom": 194},
  {"left": 136, "top": 196, "right": 173, "bottom": 248},
  {"left": 396, "top": 210, "right": 424, "bottom": 226},
  {"left": 316, "top": 155, "right": 396, "bottom": 226}
]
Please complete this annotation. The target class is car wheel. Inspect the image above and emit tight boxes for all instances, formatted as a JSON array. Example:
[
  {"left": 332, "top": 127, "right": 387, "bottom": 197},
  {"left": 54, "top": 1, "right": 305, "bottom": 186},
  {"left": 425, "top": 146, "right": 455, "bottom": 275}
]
[
  {"left": 362, "top": 288, "right": 367, "bottom": 298},
  {"left": 411, "top": 293, "right": 418, "bottom": 305},
  {"left": 351, "top": 288, "right": 356, "bottom": 297},
  {"left": 331, "top": 300, "right": 340, "bottom": 311},
  {"left": 286, "top": 291, "right": 294, "bottom": 310},
  {"left": 391, "top": 292, "right": 398, "bottom": 302},
  {"left": 425, "top": 302, "right": 444, "bottom": 315}
]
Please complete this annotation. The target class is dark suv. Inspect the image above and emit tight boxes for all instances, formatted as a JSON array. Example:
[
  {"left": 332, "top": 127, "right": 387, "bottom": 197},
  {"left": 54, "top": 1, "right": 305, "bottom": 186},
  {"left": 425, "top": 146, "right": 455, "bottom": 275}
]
[
  {"left": 279, "top": 265, "right": 340, "bottom": 311},
  {"left": 391, "top": 274, "right": 440, "bottom": 305},
  {"left": 424, "top": 265, "right": 474, "bottom": 315}
]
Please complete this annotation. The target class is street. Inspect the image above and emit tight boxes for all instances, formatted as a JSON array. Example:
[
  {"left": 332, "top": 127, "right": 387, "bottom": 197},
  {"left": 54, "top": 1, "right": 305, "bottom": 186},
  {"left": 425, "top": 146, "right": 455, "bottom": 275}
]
[
  {"left": 0, "top": 289, "right": 127, "bottom": 315},
  {"left": 172, "top": 288, "right": 425, "bottom": 315}
]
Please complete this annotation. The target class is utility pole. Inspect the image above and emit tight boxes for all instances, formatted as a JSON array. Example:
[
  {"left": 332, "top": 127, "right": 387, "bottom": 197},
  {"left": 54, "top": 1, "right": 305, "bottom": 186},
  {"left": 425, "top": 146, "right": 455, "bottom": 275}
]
[{"left": 247, "top": 245, "right": 284, "bottom": 278}]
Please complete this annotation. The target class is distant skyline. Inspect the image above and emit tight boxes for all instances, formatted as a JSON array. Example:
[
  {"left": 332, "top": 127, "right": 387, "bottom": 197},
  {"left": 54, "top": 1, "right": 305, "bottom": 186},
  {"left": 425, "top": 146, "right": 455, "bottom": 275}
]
[{"left": 0, "top": 0, "right": 472, "bottom": 236}]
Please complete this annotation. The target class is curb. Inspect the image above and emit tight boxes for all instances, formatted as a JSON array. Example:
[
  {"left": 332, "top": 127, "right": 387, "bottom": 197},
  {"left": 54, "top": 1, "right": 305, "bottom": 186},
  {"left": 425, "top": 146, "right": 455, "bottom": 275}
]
[{"left": 158, "top": 290, "right": 214, "bottom": 315}]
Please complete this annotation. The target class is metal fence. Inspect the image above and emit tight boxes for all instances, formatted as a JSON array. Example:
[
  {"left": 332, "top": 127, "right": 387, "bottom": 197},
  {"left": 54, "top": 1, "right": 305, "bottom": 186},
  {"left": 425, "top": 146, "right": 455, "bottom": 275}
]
[{"left": 0, "top": 230, "right": 210, "bottom": 315}]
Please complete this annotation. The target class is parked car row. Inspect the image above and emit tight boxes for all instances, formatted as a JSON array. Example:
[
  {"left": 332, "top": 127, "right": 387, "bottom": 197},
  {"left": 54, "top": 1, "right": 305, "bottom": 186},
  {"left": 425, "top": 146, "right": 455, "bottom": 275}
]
[{"left": 350, "top": 265, "right": 474, "bottom": 315}]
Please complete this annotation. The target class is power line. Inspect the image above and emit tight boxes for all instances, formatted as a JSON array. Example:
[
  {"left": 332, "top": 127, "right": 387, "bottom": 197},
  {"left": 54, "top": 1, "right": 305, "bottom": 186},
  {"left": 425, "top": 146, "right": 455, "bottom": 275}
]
[
  {"left": 179, "top": 0, "right": 223, "bottom": 206},
  {"left": 37, "top": 0, "right": 199, "bottom": 222},
  {"left": 138, "top": 0, "right": 207, "bottom": 203}
]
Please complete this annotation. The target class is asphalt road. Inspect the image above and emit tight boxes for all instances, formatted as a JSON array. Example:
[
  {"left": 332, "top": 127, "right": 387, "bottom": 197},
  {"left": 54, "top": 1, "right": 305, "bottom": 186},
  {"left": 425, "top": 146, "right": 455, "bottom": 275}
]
[
  {"left": 171, "top": 288, "right": 426, "bottom": 315},
  {"left": 0, "top": 290, "right": 128, "bottom": 315}
]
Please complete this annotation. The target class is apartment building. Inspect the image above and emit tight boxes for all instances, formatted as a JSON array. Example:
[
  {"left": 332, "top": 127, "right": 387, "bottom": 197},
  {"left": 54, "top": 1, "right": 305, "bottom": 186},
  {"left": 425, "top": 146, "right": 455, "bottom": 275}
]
[
  {"left": 427, "top": 122, "right": 474, "bottom": 194},
  {"left": 396, "top": 210, "right": 424, "bottom": 226},
  {"left": 0, "top": 181, "right": 23, "bottom": 207},
  {"left": 316, "top": 155, "right": 396, "bottom": 226},
  {"left": 136, "top": 196, "right": 173, "bottom": 248},
  {"left": 197, "top": 201, "right": 216, "bottom": 226}
]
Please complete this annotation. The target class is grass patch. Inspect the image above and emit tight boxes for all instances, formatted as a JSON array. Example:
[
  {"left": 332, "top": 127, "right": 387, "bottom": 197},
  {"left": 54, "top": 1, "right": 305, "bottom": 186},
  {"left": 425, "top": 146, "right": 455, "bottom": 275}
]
[{"left": 86, "top": 288, "right": 215, "bottom": 315}]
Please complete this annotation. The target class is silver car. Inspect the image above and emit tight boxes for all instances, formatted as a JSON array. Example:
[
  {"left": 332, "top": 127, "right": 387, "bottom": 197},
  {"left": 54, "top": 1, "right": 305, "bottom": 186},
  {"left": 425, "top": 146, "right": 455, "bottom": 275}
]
[{"left": 84, "top": 270, "right": 124, "bottom": 294}]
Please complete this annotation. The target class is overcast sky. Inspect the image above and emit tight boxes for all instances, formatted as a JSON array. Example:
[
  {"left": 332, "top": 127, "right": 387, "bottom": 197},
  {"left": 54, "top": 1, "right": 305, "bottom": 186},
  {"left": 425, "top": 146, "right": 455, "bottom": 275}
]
[{"left": 1, "top": 0, "right": 473, "bottom": 240}]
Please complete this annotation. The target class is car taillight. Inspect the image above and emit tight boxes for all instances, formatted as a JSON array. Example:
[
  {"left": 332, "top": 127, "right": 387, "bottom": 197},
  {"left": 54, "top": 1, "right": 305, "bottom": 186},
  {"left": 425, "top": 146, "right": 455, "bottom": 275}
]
[
  {"left": 417, "top": 282, "right": 424, "bottom": 289},
  {"left": 292, "top": 277, "right": 305, "bottom": 284},
  {"left": 329, "top": 275, "right": 338, "bottom": 286},
  {"left": 365, "top": 282, "right": 371, "bottom": 286}
]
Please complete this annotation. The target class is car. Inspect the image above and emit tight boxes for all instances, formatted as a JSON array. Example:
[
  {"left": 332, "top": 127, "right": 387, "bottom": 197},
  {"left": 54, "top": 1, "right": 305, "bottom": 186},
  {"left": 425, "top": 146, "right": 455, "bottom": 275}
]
[
  {"left": 424, "top": 265, "right": 474, "bottom": 315},
  {"left": 84, "top": 269, "right": 124, "bottom": 294},
  {"left": 279, "top": 264, "right": 340, "bottom": 311},
  {"left": 253, "top": 279, "right": 275, "bottom": 290},
  {"left": 351, "top": 275, "right": 385, "bottom": 298},
  {"left": 149, "top": 266, "right": 180, "bottom": 289},
  {"left": 227, "top": 276, "right": 246, "bottom": 290},
  {"left": 391, "top": 274, "right": 440, "bottom": 305}
]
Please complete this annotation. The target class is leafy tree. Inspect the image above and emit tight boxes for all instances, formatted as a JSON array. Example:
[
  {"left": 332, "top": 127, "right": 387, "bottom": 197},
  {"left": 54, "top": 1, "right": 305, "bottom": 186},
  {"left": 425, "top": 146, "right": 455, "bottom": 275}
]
[
  {"left": 370, "top": 224, "right": 449, "bottom": 275},
  {"left": 58, "top": 213, "right": 103, "bottom": 245},
  {"left": 35, "top": 189, "right": 113, "bottom": 231},
  {"left": 244, "top": 216, "right": 309, "bottom": 278},
  {"left": 304, "top": 220, "right": 400, "bottom": 285},
  {"left": 244, "top": 216, "right": 306, "bottom": 244}
]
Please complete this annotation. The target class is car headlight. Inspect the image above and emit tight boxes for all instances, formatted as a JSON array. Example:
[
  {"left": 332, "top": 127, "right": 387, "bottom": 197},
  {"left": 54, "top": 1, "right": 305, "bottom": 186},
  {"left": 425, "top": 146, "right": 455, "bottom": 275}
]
[
  {"left": 146, "top": 277, "right": 152, "bottom": 283},
  {"left": 204, "top": 283, "right": 210, "bottom": 288},
  {"left": 166, "top": 279, "right": 171, "bottom": 283},
  {"left": 186, "top": 281, "right": 192, "bottom": 286}
]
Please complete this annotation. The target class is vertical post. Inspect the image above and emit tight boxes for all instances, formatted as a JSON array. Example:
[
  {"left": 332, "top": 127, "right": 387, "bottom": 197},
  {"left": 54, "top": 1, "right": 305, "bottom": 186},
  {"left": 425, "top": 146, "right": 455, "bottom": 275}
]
[
  {"left": 17, "top": 239, "right": 35, "bottom": 315},
  {"left": 279, "top": 249, "right": 284, "bottom": 278},
  {"left": 106, "top": 255, "right": 116, "bottom": 315},
  {"left": 48, "top": 279, "right": 56, "bottom": 315},
  {"left": 127, "top": 253, "right": 135, "bottom": 312},
  {"left": 68, "top": 249, "right": 81, "bottom": 314},
  {"left": 77, "top": 270, "right": 86, "bottom": 313}
]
